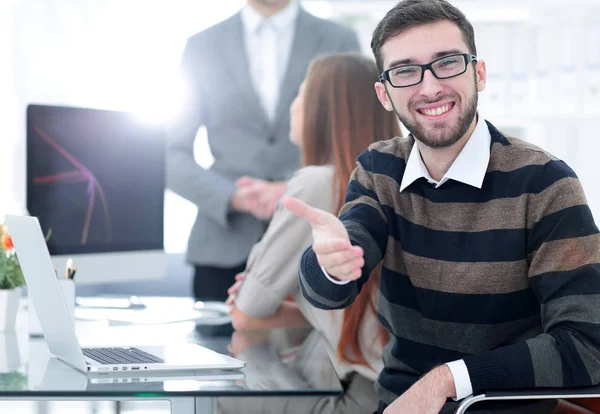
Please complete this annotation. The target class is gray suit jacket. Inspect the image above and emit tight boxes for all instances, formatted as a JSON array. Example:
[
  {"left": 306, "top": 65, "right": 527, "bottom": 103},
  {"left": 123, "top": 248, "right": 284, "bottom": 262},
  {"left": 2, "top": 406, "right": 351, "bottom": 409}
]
[{"left": 167, "top": 8, "right": 360, "bottom": 267}]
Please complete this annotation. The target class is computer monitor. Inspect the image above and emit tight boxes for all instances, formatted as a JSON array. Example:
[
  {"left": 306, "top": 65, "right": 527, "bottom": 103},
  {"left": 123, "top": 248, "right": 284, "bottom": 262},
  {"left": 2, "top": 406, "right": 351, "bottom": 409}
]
[{"left": 26, "top": 104, "right": 166, "bottom": 284}]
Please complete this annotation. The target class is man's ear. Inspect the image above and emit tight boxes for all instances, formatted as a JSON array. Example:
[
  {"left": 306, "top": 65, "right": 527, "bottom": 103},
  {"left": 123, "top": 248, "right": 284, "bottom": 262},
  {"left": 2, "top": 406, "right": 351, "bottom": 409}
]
[
  {"left": 475, "top": 59, "right": 487, "bottom": 92},
  {"left": 375, "top": 82, "right": 394, "bottom": 112}
]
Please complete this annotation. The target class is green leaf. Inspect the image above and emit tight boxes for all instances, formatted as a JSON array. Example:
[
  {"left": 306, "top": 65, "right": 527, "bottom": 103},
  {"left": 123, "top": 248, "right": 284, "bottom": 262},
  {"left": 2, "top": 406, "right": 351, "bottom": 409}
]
[
  {"left": 0, "top": 372, "right": 28, "bottom": 390},
  {"left": 0, "top": 253, "right": 25, "bottom": 290}
]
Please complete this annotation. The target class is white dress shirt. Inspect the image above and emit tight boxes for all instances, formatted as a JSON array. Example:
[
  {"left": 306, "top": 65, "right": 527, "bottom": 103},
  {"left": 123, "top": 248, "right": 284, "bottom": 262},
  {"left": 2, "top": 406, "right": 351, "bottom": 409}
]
[
  {"left": 240, "top": 1, "right": 299, "bottom": 121},
  {"left": 323, "top": 116, "right": 492, "bottom": 400},
  {"left": 399, "top": 116, "right": 491, "bottom": 192}
]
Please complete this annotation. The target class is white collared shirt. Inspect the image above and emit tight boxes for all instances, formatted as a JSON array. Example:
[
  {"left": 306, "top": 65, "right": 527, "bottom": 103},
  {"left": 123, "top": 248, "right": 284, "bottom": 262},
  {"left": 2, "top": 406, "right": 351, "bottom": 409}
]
[
  {"left": 323, "top": 116, "right": 493, "bottom": 400},
  {"left": 399, "top": 116, "right": 491, "bottom": 192},
  {"left": 240, "top": 1, "right": 299, "bottom": 120}
]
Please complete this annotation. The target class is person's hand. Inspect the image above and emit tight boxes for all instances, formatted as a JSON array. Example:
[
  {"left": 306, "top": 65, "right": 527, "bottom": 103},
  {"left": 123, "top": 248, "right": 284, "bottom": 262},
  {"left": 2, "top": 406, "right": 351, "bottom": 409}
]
[
  {"left": 230, "top": 188, "right": 259, "bottom": 216},
  {"left": 383, "top": 365, "right": 455, "bottom": 414},
  {"left": 225, "top": 272, "right": 244, "bottom": 306},
  {"left": 235, "top": 176, "right": 286, "bottom": 220},
  {"left": 282, "top": 197, "right": 364, "bottom": 281}
]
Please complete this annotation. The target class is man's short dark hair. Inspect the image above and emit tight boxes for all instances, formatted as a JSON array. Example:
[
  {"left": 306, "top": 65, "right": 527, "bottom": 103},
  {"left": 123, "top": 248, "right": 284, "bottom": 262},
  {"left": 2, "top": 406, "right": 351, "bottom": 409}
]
[{"left": 371, "top": 0, "right": 477, "bottom": 73}]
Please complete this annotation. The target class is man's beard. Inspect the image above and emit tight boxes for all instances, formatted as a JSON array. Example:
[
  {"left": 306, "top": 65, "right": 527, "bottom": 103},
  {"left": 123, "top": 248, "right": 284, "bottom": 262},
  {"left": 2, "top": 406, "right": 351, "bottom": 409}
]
[{"left": 390, "top": 80, "right": 478, "bottom": 149}]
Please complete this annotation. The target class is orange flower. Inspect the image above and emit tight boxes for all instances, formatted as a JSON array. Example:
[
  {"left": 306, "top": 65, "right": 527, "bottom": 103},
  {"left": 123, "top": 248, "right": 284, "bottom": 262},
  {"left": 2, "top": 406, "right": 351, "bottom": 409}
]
[{"left": 2, "top": 233, "right": 14, "bottom": 251}]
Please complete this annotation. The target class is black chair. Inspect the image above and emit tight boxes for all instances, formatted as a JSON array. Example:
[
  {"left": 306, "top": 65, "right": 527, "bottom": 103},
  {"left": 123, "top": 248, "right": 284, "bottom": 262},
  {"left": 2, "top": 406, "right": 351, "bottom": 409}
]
[{"left": 455, "top": 386, "right": 600, "bottom": 414}]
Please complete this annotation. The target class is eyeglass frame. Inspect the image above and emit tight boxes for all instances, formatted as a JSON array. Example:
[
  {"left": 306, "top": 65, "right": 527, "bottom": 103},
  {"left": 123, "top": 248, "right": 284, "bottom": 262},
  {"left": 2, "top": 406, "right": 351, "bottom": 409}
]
[{"left": 379, "top": 53, "right": 478, "bottom": 88}]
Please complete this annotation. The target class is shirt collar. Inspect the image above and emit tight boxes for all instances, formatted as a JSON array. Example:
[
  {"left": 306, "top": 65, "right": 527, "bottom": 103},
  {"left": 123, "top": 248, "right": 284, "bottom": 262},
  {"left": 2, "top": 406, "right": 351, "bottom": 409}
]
[
  {"left": 241, "top": 0, "right": 299, "bottom": 34},
  {"left": 399, "top": 115, "right": 491, "bottom": 192}
]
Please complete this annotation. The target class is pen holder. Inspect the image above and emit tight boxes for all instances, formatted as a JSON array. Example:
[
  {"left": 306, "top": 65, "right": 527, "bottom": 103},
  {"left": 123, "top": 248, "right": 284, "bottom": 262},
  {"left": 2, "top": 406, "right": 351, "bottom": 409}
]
[{"left": 28, "top": 279, "right": 75, "bottom": 337}]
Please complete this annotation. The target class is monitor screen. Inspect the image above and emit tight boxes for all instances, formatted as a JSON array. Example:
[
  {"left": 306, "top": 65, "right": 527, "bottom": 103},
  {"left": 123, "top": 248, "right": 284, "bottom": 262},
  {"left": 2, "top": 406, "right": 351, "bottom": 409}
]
[{"left": 26, "top": 104, "right": 164, "bottom": 256}]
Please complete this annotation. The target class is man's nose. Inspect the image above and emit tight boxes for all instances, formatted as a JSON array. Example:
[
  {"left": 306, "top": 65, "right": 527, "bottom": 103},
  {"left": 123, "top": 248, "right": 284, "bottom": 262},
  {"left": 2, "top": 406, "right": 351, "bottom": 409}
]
[{"left": 418, "top": 69, "right": 443, "bottom": 100}]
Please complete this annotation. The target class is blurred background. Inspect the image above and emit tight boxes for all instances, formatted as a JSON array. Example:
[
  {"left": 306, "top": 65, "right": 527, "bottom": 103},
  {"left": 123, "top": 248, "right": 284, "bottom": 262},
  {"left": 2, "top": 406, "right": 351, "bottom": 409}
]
[{"left": 1, "top": 0, "right": 599, "bottom": 271}]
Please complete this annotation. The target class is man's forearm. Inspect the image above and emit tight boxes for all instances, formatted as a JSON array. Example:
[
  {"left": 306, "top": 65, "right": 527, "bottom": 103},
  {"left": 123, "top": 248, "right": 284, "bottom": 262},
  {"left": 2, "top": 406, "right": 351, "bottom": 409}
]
[
  {"left": 426, "top": 365, "right": 457, "bottom": 399},
  {"left": 384, "top": 365, "right": 456, "bottom": 413},
  {"left": 298, "top": 246, "right": 360, "bottom": 310}
]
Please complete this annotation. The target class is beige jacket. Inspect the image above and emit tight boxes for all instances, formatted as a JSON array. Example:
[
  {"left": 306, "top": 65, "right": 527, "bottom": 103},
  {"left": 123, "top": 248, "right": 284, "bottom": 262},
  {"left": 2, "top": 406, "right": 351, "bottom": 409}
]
[{"left": 235, "top": 165, "right": 384, "bottom": 382}]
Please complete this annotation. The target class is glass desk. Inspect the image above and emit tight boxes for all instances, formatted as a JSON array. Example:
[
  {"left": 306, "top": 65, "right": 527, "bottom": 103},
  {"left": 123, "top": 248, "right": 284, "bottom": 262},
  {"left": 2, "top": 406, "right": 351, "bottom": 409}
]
[{"left": 0, "top": 298, "right": 343, "bottom": 413}]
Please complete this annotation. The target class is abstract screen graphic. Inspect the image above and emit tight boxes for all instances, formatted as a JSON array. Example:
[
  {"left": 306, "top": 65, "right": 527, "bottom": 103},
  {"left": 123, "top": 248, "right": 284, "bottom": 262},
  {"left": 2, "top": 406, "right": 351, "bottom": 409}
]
[
  {"left": 27, "top": 104, "right": 165, "bottom": 256},
  {"left": 32, "top": 125, "right": 111, "bottom": 245}
]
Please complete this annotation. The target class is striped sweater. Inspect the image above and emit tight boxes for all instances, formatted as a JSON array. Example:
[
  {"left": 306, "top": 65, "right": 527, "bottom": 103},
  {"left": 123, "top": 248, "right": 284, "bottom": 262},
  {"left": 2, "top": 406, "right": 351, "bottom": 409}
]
[{"left": 299, "top": 121, "right": 600, "bottom": 405}]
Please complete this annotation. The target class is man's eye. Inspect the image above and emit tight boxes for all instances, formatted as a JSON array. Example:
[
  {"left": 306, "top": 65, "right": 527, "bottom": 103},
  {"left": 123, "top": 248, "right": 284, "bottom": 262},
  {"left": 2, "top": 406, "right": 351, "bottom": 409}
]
[
  {"left": 393, "top": 67, "right": 418, "bottom": 77},
  {"left": 438, "top": 58, "right": 459, "bottom": 67}
]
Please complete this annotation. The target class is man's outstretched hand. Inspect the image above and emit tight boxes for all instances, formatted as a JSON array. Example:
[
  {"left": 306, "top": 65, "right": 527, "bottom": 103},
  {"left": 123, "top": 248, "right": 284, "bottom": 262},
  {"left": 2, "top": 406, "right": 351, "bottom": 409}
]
[{"left": 282, "top": 197, "right": 364, "bottom": 281}]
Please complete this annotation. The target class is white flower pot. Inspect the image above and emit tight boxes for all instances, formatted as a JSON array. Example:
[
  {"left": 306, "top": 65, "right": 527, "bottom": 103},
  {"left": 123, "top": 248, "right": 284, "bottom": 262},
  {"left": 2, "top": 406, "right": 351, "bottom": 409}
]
[
  {"left": 0, "top": 289, "right": 20, "bottom": 332},
  {"left": 0, "top": 332, "right": 20, "bottom": 372}
]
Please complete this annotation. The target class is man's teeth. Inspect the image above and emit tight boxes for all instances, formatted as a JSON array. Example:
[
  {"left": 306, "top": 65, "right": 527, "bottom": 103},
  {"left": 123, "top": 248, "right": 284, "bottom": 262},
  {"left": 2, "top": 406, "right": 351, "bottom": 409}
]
[{"left": 421, "top": 104, "right": 451, "bottom": 116}]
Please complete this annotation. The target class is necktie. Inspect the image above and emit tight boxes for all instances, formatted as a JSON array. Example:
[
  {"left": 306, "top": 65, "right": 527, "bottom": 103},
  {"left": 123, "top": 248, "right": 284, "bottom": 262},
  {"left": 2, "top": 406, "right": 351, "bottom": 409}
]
[{"left": 257, "top": 21, "right": 279, "bottom": 122}]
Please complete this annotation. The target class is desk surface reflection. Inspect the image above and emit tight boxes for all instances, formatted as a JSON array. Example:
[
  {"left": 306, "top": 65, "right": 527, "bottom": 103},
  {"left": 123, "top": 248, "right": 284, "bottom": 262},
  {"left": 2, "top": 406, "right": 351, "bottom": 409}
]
[{"left": 0, "top": 298, "right": 343, "bottom": 414}]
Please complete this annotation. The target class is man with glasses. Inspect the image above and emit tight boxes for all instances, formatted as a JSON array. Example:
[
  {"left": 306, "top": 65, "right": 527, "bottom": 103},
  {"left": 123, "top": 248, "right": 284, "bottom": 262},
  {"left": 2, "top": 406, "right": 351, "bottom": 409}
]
[{"left": 283, "top": 0, "right": 600, "bottom": 413}]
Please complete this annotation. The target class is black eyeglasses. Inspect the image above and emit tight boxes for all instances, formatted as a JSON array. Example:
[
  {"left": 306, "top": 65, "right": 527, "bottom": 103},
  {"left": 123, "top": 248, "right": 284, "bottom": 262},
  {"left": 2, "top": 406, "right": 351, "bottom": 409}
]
[{"left": 379, "top": 53, "right": 477, "bottom": 88}]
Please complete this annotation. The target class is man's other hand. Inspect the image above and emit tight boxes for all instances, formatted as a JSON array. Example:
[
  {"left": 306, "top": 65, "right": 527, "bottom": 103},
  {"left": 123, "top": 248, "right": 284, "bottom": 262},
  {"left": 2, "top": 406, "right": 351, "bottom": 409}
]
[{"left": 384, "top": 365, "right": 455, "bottom": 414}]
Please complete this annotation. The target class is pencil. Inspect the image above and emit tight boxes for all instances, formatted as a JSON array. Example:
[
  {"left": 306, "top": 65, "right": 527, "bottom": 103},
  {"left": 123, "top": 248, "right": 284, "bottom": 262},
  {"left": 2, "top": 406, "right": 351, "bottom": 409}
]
[{"left": 66, "top": 258, "right": 73, "bottom": 279}]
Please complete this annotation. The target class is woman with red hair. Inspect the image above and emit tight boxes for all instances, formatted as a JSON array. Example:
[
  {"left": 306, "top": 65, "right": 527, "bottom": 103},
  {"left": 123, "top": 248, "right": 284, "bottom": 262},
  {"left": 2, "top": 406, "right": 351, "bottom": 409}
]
[{"left": 226, "top": 52, "right": 401, "bottom": 414}]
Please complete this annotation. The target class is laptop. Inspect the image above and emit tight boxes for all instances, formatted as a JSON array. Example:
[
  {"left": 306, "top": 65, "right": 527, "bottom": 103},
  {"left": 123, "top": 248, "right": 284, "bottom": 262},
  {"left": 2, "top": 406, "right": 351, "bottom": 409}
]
[
  {"left": 38, "top": 357, "right": 246, "bottom": 392},
  {"left": 5, "top": 214, "right": 246, "bottom": 374}
]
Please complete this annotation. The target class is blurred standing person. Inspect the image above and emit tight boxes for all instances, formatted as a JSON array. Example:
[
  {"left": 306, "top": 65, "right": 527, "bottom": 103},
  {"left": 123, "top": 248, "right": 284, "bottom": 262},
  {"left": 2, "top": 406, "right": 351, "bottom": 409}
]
[{"left": 167, "top": 0, "right": 360, "bottom": 301}]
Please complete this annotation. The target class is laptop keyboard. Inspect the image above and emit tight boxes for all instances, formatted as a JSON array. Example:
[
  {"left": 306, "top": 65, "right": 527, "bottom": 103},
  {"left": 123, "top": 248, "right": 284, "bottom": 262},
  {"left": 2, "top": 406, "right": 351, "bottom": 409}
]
[{"left": 82, "top": 347, "right": 164, "bottom": 365}]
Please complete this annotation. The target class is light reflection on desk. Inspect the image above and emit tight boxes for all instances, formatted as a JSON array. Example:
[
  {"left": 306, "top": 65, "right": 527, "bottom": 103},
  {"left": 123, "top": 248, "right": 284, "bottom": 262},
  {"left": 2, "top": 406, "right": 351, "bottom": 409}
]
[{"left": 1, "top": 298, "right": 343, "bottom": 400}]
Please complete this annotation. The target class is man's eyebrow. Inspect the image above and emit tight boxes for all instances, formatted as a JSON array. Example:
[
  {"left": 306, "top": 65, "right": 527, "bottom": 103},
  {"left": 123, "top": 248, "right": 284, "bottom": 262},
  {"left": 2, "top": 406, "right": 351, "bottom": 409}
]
[
  {"left": 386, "top": 58, "right": 415, "bottom": 68},
  {"left": 431, "top": 48, "right": 464, "bottom": 59},
  {"left": 385, "top": 49, "right": 466, "bottom": 70}
]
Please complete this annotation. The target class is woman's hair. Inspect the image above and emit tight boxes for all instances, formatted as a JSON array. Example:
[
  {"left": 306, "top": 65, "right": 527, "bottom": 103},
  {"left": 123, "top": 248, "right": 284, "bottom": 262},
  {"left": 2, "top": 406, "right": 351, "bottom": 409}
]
[{"left": 300, "top": 52, "right": 400, "bottom": 367}]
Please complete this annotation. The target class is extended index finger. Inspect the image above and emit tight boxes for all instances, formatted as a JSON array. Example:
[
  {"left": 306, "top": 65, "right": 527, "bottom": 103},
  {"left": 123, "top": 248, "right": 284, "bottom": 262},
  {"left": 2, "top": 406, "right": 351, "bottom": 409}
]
[{"left": 282, "top": 197, "right": 327, "bottom": 225}]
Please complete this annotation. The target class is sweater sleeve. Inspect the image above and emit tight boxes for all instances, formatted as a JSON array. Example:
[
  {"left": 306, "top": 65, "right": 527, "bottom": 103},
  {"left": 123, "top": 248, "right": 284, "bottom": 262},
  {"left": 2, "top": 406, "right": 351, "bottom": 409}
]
[
  {"left": 299, "top": 149, "right": 389, "bottom": 310},
  {"left": 463, "top": 160, "right": 600, "bottom": 393}
]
